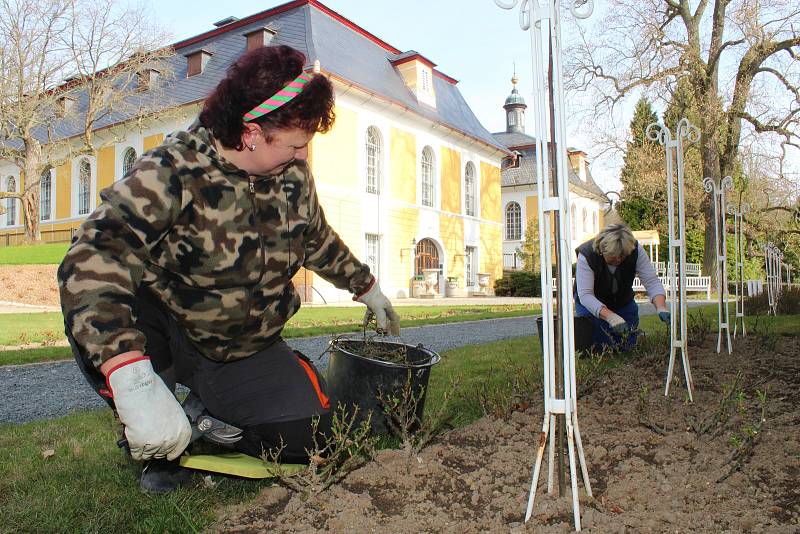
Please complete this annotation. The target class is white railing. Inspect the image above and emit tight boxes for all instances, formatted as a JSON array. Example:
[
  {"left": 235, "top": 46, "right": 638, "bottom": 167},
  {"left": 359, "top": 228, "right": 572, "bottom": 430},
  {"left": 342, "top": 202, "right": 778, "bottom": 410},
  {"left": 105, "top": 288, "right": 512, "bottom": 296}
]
[
  {"left": 632, "top": 275, "right": 711, "bottom": 299},
  {"left": 650, "top": 261, "right": 701, "bottom": 277}
]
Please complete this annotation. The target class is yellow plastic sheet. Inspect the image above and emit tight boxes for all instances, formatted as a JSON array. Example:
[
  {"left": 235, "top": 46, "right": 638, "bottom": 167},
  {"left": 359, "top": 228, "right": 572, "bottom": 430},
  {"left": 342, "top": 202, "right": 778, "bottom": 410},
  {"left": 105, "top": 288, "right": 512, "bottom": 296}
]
[{"left": 179, "top": 452, "right": 305, "bottom": 479}]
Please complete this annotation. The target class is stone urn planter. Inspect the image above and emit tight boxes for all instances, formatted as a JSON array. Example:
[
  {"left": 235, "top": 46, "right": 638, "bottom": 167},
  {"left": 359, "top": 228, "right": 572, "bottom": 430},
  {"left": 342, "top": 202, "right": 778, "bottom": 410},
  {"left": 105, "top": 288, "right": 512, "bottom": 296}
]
[
  {"left": 410, "top": 275, "right": 425, "bottom": 298},
  {"left": 474, "top": 273, "right": 491, "bottom": 296},
  {"left": 421, "top": 268, "right": 441, "bottom": 298},
  {"left": 445, "top": 277, "right": 460, "bottom": 297}
]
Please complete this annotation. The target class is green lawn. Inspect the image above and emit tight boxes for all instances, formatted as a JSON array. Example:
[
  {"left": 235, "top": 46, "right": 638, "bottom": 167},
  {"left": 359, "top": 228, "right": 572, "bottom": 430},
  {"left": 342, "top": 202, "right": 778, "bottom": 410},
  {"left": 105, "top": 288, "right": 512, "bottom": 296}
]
[
  {"left": 0, "top": 242, "right": 69, "bottom": 264},
  {"left": 0, "top": 304, "right": 538, "bottom": 363},
  {"left": 2, "top": 311, "right": 798, "bottom": 532}
]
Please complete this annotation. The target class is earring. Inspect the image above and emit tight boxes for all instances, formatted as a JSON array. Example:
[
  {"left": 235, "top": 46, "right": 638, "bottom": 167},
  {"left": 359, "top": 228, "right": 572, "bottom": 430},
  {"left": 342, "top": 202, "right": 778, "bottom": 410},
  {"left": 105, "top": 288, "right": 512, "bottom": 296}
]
[{"left": 248, "top": 144, "right": 256, "bottom": 152}]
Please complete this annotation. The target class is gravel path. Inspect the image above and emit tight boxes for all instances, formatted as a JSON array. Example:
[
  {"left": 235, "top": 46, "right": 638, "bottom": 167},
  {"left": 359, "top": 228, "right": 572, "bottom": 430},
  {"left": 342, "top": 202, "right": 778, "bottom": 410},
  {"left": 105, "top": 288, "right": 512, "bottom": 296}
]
[
  {"left": 0, "top": 301, "right": 688, "bottom": 424},
  {"left": 1, "top": 316, "right": 540, "bottom": 424}
]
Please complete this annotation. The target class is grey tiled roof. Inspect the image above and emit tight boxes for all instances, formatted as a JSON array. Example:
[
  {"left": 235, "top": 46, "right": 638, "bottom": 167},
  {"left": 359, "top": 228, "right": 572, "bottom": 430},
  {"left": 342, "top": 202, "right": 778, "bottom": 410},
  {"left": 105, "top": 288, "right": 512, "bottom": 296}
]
[
  {"left": 493, "top": 130, "right": 608, "bottom": 201},
  {"left": 35, "top": 1, "right": 508, "bottom": 154}
]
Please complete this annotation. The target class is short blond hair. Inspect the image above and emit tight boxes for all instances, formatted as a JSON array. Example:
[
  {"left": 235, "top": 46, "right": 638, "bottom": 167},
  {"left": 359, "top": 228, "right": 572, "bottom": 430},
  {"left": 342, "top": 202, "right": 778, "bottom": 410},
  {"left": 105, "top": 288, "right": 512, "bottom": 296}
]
[{"left": 593, "top": 223, "right": 636, "bottom": 257}]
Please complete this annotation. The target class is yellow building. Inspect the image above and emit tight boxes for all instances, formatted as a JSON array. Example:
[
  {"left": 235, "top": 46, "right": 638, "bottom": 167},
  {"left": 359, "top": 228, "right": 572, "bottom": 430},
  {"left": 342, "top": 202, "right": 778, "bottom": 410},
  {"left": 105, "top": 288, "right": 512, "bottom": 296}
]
[{"left": 0, "top": 0, "right": 508, "bottom": 301}]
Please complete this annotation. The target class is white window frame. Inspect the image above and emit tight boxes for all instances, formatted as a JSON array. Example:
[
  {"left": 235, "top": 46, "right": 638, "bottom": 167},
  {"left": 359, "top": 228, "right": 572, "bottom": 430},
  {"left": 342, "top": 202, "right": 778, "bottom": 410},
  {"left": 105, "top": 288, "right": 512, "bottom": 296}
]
[
  {"left": 420, "top": 146, "right": 436, "bottom": 208},
  {"left": 505, "top": 202, "right": 522, "bottom": 241},
  {"left": 40, "top": 168, "right": 52, "bottom": 221},
  {"left": 365, "top": 126, "right": 382, "bottom": 195},
  {"left": 78, "top": 158, "right": 92, "bottom": 215},
  {"left": 5, "top": 176, "right": 17, "bottom": 226},
  {"left": 464, "top": 162, "right": 476, "bottom": 217},
  {"left": 582, "top": 207, "right": 588, "bottom": 234},
  {"left": 364, "top": 233, "right": 381, "bottom": 280},
  {"left": 122, "top": 147, "right": 137, "bottom": 177},
  {"left": 570, "top": 204, "right": 577, "bottom": 236},
  {"left": 465, "top": 246, "right": 477, "bottom": 288}
]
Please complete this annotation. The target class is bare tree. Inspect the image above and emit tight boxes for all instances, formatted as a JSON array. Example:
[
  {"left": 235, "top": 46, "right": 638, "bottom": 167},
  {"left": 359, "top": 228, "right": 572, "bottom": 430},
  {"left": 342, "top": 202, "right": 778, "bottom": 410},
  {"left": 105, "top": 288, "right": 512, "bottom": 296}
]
[
  {"left": 567, "top": 0, "right": 800, "bottom": 277},
  {"left": 0, "top": 0, "right": 173, "bottom": 243}
]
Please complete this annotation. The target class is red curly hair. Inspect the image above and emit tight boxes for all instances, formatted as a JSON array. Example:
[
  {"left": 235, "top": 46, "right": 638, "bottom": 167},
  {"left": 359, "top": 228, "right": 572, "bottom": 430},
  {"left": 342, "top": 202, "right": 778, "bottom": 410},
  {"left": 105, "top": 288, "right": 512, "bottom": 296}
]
[{"left": 200, "top": 45, "right": 335, "bottom": 150}]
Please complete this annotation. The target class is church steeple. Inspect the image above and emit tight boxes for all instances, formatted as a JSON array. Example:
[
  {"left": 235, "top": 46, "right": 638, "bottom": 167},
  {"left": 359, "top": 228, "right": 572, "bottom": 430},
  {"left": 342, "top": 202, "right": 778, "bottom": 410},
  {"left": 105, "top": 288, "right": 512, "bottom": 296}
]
[{"left": 503, "top": 72, "right": 527, "bottom": 133}]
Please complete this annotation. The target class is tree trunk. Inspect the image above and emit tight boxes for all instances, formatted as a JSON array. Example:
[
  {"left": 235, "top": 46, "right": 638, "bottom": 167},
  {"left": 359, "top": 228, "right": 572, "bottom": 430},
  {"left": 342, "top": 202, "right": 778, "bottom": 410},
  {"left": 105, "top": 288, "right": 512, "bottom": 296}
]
[
  {"left": 22, "top": 193, "right": 40, "bottom": 243},
  {"left": 22, "top": 141, "right": 43, "bottom": 243}
]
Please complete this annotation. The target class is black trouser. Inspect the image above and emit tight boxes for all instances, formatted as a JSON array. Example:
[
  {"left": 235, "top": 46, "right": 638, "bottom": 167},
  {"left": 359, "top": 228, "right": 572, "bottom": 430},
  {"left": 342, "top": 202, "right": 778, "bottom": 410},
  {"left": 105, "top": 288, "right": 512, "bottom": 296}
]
[{"left": 67, "top": 288, "right": 332, "bottom": 463}]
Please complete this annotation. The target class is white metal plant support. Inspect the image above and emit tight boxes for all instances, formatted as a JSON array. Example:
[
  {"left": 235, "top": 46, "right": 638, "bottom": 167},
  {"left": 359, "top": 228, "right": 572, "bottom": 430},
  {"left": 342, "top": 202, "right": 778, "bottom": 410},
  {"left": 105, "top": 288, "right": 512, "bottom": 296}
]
[
  {"left": 704, "top": 176, "right": 733, "bottom": 354},
  {"left": 492, "top": 0, "right": 593, "bottom": 530},
  {"left": 646, "top": 120, "right": 696, "bottom": 401},
  {"left": 727, "top": 201, "right": 749, "bottom": 337},
  {"left": 765, "top": 244, "right": 784, "bottom": 315}
]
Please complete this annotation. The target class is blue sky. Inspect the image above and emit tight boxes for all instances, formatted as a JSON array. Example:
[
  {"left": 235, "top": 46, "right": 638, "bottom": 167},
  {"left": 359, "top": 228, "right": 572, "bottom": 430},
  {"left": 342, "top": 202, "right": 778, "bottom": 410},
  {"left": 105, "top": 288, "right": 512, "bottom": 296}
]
[{"left": 150, "top": 0, "right": 627, "bottom": 191}]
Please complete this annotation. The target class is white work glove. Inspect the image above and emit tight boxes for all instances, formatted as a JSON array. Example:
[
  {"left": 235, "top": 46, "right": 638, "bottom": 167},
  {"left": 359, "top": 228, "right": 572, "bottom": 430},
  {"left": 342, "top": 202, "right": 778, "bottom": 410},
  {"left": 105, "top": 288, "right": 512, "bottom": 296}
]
[
  {"left": 355, "top": 278, "right": 401, "bottom": 336},
  {"left": 605, "top": 312, "right": 630, "bottom": 335},
  {"left": 107, "top": 357, "right": 191, "bottom": 461}
]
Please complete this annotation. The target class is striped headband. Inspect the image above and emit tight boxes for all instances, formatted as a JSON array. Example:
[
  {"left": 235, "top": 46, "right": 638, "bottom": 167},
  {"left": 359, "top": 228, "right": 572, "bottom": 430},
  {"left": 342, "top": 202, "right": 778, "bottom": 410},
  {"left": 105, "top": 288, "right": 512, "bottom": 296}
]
[{"left": 243, "top": 72, "right": 313, "bottom": 122}]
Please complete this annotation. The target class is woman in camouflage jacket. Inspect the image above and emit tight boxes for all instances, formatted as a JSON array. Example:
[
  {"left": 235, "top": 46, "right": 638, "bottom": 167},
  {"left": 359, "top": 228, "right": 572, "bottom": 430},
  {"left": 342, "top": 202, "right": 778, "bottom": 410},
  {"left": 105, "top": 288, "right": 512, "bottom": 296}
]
[{"left": 58, "top": 45, "right": 399, "bottom": 493}]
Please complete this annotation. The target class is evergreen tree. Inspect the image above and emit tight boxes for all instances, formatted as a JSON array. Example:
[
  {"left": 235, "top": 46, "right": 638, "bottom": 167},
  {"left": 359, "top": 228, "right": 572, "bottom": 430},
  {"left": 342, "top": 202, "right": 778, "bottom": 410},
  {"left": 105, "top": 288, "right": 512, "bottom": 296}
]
[{"left": 617, "top": 97, "right": 664, "bottom": 231}]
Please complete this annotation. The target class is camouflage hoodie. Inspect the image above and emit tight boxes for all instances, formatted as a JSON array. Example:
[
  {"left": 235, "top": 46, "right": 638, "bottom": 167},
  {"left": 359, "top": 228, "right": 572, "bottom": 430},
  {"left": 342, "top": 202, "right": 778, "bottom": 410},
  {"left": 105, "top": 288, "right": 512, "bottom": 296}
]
[{"left": 58, "top": 121, "right": 372, "bottom": 368}]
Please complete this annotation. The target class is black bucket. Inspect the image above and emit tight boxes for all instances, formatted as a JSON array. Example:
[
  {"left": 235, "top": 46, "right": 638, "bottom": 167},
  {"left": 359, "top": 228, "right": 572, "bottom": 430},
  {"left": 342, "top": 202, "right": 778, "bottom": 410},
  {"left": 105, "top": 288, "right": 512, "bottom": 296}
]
[
  {"left": 325, "top": 338, "right": 441, "bottom": 436},
  {"left": 535, "top": 315, "right": 594, "bottom": 355}
]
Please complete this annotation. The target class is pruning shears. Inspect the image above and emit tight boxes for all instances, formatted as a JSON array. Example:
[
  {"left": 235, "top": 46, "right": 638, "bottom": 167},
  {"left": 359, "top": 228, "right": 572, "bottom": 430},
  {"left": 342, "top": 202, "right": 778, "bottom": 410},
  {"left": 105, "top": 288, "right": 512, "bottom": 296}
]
[{"left": 117, "top": 392, "right": 243, "bottom": 452}]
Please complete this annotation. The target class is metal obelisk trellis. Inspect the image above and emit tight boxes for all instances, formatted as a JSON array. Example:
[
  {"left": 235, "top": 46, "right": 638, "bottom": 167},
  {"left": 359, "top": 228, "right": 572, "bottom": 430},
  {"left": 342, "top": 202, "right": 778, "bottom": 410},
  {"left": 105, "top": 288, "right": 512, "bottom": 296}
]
[
  {"left": 764, "top": 243, "right": 783, "bottom": 315},
  {"left": 646, "top": 119, "right": 696, "bottom": 401},
  {"left": 727, "top": 200, "right": 749, "bottom": 337},
  {"left": 704, "top": 176, "right": 733, "bottom": 354},
  {"left": 493, "top": 0, "right": 593, "bottom": 530}
]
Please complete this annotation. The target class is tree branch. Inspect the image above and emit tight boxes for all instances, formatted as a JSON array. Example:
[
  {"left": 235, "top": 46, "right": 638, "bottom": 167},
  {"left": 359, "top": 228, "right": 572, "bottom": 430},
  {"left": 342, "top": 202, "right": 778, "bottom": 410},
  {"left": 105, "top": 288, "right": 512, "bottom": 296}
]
[{"left": 707, "top": 39, "right": 746, "bottom": 76}]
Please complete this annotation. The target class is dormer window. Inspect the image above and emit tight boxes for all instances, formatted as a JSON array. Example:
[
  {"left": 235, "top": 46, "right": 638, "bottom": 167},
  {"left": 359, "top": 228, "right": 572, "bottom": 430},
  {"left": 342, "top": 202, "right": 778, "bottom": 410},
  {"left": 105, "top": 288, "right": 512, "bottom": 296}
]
[
  {"left": 137, "top": 69, "right": 160, "bottom": 92},
  {"left": 390, "top": 51, "right": 437, "bottom": 108},
  {"left": 185, "top": 49, "right": 213, "bottom": 77},
  {"left": 56, "top": 95, "right": 76, "bottom": 117},
  {"left": 420, "top": 68, "right": 431, "bottom": 92},
  {"left": 244, "top": 27, "right": 277, "bottom": 52}
]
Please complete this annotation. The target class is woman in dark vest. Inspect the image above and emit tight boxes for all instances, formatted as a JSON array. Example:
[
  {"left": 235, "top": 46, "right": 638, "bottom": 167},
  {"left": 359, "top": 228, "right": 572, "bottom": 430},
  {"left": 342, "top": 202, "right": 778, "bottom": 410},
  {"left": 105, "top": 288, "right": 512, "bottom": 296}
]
[{"left": 575, "top": 223, "right": 669, "bottom": 350}]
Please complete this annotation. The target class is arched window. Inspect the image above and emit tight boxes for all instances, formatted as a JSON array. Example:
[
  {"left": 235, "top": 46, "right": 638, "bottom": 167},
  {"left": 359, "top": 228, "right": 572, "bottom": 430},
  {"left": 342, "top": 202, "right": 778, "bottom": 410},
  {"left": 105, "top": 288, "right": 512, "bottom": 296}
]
[
  {"left": 570, "top": 204, "right": 577, "bottom": 236},
  {"left": 593, "top": 211, "right": 598, "bottom": 233},
  {"left": 421, "top": 146, "right": 435, "bottom": 207},
  {"left": 582, "top": 207, "right": 588, "bottom": 233},
  {"left": 365, "top": 127, "right": 382, "bottom": 194},
  {"left": 40, "top": 169, "right": 52, "bottom": 221},
  {"left": 5, "top": 177, "right": 16, "bottom": 225},
  {"left": 464, "top": 162, "right": 476, "bottom": 216},
  {"left": 78, "top": 159, "right": 91, "bottom": 215},
  {"left": 122, "top": 147, "right": 137, "bottom": 177},
  {"left": 505, "top": 202, "right": 521, "bottom": 240}
]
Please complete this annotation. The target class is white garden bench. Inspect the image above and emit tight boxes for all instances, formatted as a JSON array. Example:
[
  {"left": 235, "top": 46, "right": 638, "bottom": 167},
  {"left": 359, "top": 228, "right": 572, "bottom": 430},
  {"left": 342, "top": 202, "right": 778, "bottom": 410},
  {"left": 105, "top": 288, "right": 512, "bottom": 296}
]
[{"left": 632, "top": 275, "right": 711, "bottom": 299}]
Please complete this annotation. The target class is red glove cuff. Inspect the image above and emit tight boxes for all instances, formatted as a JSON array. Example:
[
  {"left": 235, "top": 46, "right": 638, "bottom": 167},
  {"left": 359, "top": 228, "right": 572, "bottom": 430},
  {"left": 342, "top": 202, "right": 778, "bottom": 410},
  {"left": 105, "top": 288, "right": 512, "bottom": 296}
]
[
  {"left": 103, "top": 355, "right": 150, "bottom": 398},
  {"left": 352, "top": 276, "right": 376, "bottom": 301}
]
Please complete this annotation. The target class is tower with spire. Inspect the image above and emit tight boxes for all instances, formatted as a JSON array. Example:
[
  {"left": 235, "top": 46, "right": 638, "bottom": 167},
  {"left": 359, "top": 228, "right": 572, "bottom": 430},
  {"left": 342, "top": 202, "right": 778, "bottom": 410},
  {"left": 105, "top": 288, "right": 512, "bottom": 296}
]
[
  {"left": 493, "top": 70, "right": 609, "bottom": 270},
  {"left": 504, "top": 72, "right": 527, "bottom": 133}
]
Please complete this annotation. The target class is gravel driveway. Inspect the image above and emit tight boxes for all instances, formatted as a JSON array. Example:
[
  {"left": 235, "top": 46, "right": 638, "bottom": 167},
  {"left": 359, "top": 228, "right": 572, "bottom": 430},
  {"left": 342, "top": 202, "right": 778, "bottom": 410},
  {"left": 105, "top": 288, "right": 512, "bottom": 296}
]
[
  {"left": 1, "top": 316, "right": 541, "bottom": 424},
  {"left": 0, "top": 301, "right": 689, "bottom": 424}
]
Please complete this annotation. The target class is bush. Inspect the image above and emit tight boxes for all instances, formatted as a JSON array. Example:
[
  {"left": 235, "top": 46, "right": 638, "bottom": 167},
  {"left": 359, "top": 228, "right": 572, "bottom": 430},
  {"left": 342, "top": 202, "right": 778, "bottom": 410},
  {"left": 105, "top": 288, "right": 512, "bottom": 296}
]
[
  {"left": 744, "top": 286, "right": 800, "bottom": 315},
  {"left": 494, "top": 270, "right": 541, "bottom": 297}
]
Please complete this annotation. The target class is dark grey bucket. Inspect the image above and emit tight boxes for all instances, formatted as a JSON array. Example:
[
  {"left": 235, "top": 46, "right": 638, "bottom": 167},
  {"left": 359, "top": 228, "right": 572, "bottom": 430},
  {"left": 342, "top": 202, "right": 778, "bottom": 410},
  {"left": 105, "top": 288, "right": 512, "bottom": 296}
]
[
  {"left": 535, "top": 315, "right": 594, "bottom": 355},
  {"left": 325, "top": 338, "right": 441, "bottom": 435}
]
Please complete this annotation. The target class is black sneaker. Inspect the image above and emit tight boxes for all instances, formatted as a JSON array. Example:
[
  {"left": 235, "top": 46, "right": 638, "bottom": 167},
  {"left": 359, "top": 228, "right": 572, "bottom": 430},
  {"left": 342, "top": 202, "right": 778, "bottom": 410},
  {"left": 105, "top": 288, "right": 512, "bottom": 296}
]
[{"left": 139, "top": 459, "right": 194, "bottom": 494}]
